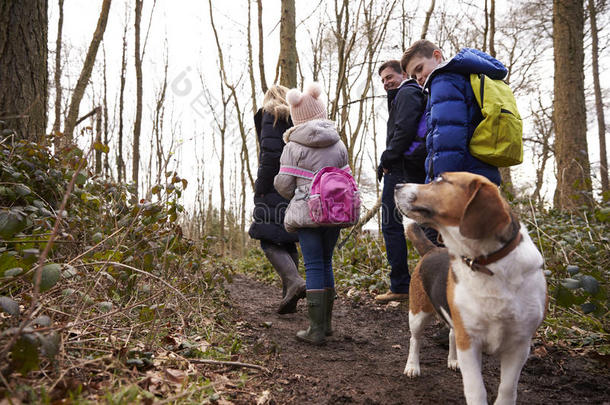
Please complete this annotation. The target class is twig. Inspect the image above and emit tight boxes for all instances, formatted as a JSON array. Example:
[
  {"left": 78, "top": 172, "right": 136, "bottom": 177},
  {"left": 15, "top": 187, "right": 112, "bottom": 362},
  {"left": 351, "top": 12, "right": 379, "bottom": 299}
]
[
  {"left": 66, "top": 226, "right": 124, "bottom": 264},
  {"left": 188, "top": 358, "right": 270, "bottom": 373},
  {"left": 31, "top": 290, "right": 163, "bottom": 333},
  {"left": 85, "top": 261, "right": 194, "bottom": 310}
]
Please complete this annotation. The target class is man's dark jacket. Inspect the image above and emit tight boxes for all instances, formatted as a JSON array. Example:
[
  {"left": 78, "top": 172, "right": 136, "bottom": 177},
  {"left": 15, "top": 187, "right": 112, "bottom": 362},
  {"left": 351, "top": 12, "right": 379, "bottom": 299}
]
[
  {"left": 379, "top": 79, "right": 427, "bottom": 177},
  {"left": 248, "top": 109, "right": 298, "bottom": 244}
]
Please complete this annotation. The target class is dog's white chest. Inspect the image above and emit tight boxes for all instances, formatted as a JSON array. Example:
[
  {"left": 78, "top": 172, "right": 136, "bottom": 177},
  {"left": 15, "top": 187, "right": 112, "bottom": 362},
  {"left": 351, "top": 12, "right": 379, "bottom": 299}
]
[{"left": 452, "top": 258, "right": 546, "bottom": 355}]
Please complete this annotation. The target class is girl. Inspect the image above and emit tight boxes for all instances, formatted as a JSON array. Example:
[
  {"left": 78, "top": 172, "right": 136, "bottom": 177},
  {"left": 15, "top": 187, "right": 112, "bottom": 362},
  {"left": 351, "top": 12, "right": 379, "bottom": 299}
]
[{"left": 274, "top": 83, "right": 349, "bottom": 345}]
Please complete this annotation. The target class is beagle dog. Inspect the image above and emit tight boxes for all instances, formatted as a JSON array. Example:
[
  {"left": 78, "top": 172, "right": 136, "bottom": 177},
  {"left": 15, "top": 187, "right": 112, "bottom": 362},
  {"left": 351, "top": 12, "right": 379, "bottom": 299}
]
[{"left": 394, "top": 172, "right": 547, "bottom": 405}]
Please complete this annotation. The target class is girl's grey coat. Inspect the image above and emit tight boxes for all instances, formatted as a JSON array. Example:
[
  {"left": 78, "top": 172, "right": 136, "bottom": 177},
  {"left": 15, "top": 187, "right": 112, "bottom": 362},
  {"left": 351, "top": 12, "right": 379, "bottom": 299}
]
[{"left": 274, "top": 119, "right": 349, "bottom": 232}]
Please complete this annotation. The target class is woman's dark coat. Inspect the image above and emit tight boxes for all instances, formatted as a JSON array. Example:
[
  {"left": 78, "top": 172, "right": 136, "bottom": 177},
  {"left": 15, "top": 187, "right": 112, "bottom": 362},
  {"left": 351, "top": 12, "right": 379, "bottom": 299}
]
[{"left": 248, "top": 109, "right": 299, "bottom": 244}]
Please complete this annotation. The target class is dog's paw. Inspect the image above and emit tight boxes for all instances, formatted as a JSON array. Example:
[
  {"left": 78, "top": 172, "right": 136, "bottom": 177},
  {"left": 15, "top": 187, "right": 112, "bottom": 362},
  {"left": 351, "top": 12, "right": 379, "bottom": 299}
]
[
  {"left": 447, "top": 359, "right": 459, "bottom": 371},
  {"left": 403, "top": 363, "right": 421, "bottom": 378}
]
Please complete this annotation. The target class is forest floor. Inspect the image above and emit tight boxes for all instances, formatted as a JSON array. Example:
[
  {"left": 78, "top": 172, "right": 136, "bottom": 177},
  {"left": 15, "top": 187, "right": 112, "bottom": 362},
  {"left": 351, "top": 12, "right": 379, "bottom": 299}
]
[{"left": 225, "top": 274, "right": 610, "bottom": 405}]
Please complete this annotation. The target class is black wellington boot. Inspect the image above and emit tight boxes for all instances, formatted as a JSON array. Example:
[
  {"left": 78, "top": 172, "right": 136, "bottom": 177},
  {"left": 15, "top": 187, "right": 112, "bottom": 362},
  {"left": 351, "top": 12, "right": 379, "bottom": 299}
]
[{"left": 263, "top": 246, "right": 306, "bottom": 314}]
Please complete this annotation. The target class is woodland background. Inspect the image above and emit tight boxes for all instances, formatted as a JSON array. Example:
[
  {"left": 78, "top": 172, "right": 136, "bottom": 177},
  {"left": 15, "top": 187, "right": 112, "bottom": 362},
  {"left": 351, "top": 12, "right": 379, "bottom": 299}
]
[{"left": 0, "top": 0, "right": 608, "bottom": 402}]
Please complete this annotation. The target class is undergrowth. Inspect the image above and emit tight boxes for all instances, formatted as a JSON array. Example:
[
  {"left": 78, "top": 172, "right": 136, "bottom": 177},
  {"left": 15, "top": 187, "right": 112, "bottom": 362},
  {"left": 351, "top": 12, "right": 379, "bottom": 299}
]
[
  {"left": 239, "top": 201, "right": 610, "bottom": 355},
  {"left": 0, "top": 136, "right": 259, "bottom": 403}
]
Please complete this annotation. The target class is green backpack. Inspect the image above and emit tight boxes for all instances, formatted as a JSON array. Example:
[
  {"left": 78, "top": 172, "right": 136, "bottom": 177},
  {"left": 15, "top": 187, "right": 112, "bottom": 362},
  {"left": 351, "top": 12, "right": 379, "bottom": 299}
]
[{"left": 469, "top": 73, "right": 523, "bottom": 167}]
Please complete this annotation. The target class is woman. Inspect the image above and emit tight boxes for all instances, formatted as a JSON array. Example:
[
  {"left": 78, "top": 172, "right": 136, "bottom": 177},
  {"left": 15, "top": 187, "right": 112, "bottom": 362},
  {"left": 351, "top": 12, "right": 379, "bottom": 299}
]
[{"left": 248, "top": 85, "right": 306, "bottom": 314}]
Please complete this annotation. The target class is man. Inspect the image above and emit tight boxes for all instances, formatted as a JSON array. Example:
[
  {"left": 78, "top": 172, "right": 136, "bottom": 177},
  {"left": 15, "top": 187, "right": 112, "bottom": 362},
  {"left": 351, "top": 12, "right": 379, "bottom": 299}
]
[{"left": 375, "top": 60, "right": 427, "bottom": 303}]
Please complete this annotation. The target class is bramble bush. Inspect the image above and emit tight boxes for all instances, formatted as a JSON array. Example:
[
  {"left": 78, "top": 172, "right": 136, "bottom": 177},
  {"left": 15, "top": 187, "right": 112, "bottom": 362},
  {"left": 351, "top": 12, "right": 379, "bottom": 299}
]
[{"left": 0, "top": 134, "right": 235, "bottom": 394}]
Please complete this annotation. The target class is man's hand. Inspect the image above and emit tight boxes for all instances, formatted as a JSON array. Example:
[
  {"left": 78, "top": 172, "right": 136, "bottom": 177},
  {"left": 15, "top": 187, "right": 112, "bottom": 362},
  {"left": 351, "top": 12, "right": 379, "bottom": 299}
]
[{"left": 377, "top": 165, "right": 389, "bottom": 182}]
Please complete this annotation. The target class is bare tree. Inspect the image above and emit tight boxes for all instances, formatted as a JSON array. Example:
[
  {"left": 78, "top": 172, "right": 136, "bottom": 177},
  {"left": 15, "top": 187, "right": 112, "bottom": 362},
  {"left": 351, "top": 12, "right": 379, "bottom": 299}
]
[
  {"left": 117, "top": 7, "right": 129, "bottom": 182},
  {"left": 257, "top": 0, "right": 269, "bottom": 93},
  {"left": 0, "top": 0, "right": 47, "bottom": 141},
  {"left": 247, "top": 0, "right": 259, "bottom": 116},
  {"left": 63, "top": 0, "right": 112, "bottom": 144},
  {"left": 588, "top": 0, "right": 609, "bottom": 193},
  {"left": 421, "top": 0, "right": 436, "bottom": 39},
  {"left": 133, "top": 0, "right": 143, "bottom": 191},
  {"left": 553, "top": 0, "right": 593, "bottom": 209},
  {"left": 279, "top": 0, "right": 297, "bottom": 88},
  {"left": 52, "top": 0, "right": 64, "bottom": 138},
  {"left": 102, "top": 45, "right": 110, "bottom": 178}
]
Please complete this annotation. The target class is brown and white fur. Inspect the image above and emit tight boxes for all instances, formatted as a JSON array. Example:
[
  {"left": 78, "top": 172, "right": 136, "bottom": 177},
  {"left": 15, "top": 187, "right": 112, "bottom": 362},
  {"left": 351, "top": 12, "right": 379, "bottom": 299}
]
[{"left": 395, "top": 172, "right": 547, "bottom": 405}]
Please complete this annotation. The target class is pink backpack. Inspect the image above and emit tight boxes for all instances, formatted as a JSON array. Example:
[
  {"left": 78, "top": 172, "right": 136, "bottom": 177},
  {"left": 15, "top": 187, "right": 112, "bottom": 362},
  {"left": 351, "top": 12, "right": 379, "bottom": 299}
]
[{"left": 280, "top": 165, "right": 360, "bottom": 227}]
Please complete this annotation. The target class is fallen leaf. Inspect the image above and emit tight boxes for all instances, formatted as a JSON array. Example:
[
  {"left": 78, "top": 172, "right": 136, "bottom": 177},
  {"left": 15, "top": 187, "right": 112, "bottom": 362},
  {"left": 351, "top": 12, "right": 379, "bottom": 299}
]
[
  {"left": 256, "top": 390, "right": 271, "bottom": 405},
  {"left": 392, "top": 344, "right": 402, "bottom": 349},
  {"left": 164, "top": 368, "right": 187, "bottom": 384}
]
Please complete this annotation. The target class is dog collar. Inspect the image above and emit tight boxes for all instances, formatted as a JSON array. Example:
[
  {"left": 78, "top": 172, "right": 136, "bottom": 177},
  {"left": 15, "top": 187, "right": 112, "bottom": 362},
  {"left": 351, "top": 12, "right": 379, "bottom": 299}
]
[{"left": 461, "top": 232, "right": 523, "bottom": 276}]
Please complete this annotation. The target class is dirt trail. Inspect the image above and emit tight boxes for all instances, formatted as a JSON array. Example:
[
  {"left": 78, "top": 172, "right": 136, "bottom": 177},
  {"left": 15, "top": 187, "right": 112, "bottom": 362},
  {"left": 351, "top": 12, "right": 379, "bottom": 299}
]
[{"left": 226, "top": 274, "right": 610, "bottom": 405}]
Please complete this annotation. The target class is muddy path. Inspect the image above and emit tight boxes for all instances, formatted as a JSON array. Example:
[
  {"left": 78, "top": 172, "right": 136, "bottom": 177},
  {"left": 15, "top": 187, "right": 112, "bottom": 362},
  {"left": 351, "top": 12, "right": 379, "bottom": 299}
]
[{"left": 226, "top": 274, "right": 610, "bottom": 405}]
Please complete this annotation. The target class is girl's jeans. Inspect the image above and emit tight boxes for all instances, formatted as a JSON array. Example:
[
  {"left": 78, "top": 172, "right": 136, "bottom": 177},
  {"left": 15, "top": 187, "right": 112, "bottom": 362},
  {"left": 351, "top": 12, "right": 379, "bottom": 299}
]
[{"left": 297, "top": 227, "right": 341, "bottom": 290}]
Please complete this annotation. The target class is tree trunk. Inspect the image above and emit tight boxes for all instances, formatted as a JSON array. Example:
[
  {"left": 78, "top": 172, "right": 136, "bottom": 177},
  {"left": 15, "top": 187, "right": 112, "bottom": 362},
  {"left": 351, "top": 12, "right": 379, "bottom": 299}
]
[
  {"left": 256, "top": 0, "right": 268, "bottom": 93},
  {"left": 102, "top": 46, "right": 110, "bottom": 178},
  {"left": 0, "top": 0, "right": 47, "bottom": 142},
  {"left": 117, "top": 13, "right": 128, "bottom": 182},
  {"left": 247, "top": 0, "right": 258, "bottom": 116},
  {"left": 552, "top": 0, "right": 593, "bottom": 210},
  {"left": 52, "top": 0, "right": 64, "bottom": 137},
  {"left": 588, "top": 0, "right": 609, "bottom": 193},
  {"left": 95, "top": 107, "right": 102, "bottom": 174},
  {"left": 279, "top": 0, "right": 297, "bottom": 88},
  {"left": 63, "top": 0, "right": 112, "bottom": 143},
  {"left": 420, "top": 0, "right": 436, "bottom": 39},
  {"left": 133, "top": 0, "right": 143, "bottom": 193},
  {"left": 489, "top": 0, "right": 496, "bottom": 58}
]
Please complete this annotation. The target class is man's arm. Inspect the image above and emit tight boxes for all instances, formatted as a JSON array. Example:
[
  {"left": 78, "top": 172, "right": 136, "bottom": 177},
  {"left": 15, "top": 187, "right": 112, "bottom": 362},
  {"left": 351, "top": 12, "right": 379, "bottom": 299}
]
[{"left": 380, "top": 85, "right": 425, "bottom": 169}]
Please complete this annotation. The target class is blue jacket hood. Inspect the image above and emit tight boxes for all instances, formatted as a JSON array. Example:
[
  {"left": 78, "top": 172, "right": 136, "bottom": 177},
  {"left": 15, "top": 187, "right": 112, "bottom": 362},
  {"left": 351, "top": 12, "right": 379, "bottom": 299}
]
[{"left": 426, "top": 48, "right": 507, "bottom": 88}]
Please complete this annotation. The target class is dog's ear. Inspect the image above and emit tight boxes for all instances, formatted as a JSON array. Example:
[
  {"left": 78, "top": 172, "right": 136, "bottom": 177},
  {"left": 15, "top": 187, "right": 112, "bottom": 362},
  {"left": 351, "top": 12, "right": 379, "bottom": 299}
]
[{"left": 459, "top": 179, "right": 511, "bottom": 239}]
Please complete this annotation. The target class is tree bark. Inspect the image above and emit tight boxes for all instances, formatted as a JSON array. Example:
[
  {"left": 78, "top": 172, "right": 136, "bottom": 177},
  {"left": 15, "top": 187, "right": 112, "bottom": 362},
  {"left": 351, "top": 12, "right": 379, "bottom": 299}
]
[
  {"left": 256, "top": 0, "right": 268, "bottom": 93},
  {"left": 588, "top": 0, "right": 609, "bottom": 193},
  {"left": 421, "top": 0, "right": 436, "bottom": 39},
  {"left": 0, "top": 0, "right": 47, "bottom": 142},
  {"left": 489, "top": 0, "right": 496, "bottom": 58},
  {"left": 552, "top": 0, "right": 593, "bottom": 210},
  {"left": 102, "top": 46, "right": 110, "bottom": 178},
  {"left": 133, "top": 0, "right": 143, "bottom": 192},
  {"left": 52, "top": 0, "right": 64, "bottom": 137},
  {"left": 279, "top": 0, "right": 297, "bottom": 88},
  {"left": 117, "top": 11, "right": 128, "bottom": 182},
  {"left": 63, "top": 0, "right": 111, "bottom": 143},
  {"left": 247, "top": 0, "right": 258, "bottom": 116}
]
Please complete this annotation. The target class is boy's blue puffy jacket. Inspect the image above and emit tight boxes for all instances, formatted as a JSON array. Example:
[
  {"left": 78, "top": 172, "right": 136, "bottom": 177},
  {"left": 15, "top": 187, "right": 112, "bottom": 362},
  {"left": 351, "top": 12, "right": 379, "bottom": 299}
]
[{"left": 424, "top": 48, "right": 505, "bottom": 185}]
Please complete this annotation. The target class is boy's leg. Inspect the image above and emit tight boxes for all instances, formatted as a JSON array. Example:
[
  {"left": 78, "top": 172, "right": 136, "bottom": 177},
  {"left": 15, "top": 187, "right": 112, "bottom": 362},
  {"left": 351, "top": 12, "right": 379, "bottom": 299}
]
[{"left": 377, "top": 171, "right": 410, "bottom": 302}]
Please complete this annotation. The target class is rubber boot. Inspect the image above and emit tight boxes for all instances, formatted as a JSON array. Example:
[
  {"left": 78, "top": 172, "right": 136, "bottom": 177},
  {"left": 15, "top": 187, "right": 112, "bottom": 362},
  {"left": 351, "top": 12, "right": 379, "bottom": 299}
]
[
  {"left": 325, "top": 288, "right": 335, "bottom": 336},
  {"left": 296, "top": 290, "right": 326, "bottom": 345},
  {"left": 263, "top": 246, "right": 306, "bottom": 314}
]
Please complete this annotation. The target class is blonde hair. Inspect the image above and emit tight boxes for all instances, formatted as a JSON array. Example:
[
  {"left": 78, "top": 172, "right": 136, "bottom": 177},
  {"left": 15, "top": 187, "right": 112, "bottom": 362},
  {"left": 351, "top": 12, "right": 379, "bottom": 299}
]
[{"left": 263, "top": 85, "right": 291, "bottom": 125}]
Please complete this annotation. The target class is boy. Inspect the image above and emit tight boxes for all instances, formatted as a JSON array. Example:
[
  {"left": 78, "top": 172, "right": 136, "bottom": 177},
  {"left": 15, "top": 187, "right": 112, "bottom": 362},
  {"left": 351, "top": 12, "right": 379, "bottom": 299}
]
[
  {"left": 401, "top": 40, "right": 503, "bottom": 185},
  {"left": 375, "top": 60, "right": 427, "bottom": 303}
]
